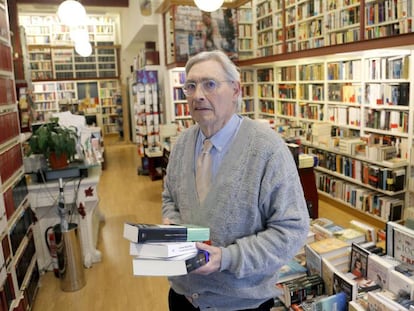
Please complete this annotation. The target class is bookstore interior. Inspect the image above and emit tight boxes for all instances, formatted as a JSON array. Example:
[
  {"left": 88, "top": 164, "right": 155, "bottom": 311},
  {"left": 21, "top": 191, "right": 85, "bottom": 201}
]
[{"left": 2, "top": 0, "right": 414, "bottom": 310}]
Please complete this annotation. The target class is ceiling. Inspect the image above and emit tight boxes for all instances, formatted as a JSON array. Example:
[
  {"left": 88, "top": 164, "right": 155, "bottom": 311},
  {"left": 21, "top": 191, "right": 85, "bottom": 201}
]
[
  {"left": 15, "top": 0, "right": 128, "bottom": 15},
  {"left": 15, "top": 0, "right": 128, "bottom": 7}
]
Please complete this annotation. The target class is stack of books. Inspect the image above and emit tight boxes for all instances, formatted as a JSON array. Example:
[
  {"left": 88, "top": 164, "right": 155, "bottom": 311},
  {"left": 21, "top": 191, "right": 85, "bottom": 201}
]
[{"left": 123, "top": 222, "right": 210, "bottom": 276}]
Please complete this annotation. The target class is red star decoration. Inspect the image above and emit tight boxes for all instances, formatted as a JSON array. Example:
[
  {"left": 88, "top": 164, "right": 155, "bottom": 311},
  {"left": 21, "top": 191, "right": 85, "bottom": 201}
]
[{"left": 84, "top": 186, "right": 94, "bottom": 197}]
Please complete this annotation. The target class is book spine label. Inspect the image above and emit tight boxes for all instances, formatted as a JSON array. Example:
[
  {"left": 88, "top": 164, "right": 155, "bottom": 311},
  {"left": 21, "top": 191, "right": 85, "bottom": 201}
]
[
  {"left": 138, "top": 228, "right": 187, "bottom": 242},
  {"left": 186, "top": 251, "right": 209, "bottom": 273}
]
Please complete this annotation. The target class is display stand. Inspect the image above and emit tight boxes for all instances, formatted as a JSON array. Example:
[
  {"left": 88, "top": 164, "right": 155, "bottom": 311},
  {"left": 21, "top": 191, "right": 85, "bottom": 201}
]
[{"left": 27, "top": 166, "right": 104, "bottom": 271}]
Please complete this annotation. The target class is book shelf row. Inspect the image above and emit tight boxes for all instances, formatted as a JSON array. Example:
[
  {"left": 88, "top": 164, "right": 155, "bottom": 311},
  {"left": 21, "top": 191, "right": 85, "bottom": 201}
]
[
  {"left": 30, "top": 79, "right": 121, "bottom": 135},
  {"left": 162, "top": 0, "right": 413, "bottom": 64},
  {"left": 27, "top": 46, "right": 119, "bottom": 81},
  {"left": 0, "top": 2, "right": 40, "bottom": 310},
  {"left": 18, "top": 14, "right": 119, "bottom": 46}
]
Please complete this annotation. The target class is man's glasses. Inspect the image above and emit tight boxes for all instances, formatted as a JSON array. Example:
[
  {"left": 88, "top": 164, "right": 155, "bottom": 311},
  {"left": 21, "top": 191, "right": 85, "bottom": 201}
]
[{"left": 182, "top": 79, "right": 233, "bottom": 96}]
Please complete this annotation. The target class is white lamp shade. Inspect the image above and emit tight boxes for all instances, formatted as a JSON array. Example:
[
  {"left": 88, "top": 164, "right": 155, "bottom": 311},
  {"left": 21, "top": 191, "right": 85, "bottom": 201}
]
[
  {"left": 194, "top": 0, "right": 224, "bottom": 12},
  {"left": 57, "top": 0, "right": 88, "bottom": 26},
  {"left": 75, "top": 40, "right": 92, "bottom": 57}
]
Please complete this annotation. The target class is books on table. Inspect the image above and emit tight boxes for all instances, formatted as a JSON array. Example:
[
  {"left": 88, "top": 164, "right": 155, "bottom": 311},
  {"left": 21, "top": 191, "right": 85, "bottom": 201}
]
[
  {"left": 123, "top": 222, "right": 210, "bottom": 243},
  {"left": 132, "top": 251, "right": 209, "bottom": 276}
]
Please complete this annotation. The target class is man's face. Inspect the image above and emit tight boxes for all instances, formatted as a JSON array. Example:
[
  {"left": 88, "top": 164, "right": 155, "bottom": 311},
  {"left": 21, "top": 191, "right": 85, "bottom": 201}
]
[{"left": 185, "top": 60, "right": 240, "bottom": 136}]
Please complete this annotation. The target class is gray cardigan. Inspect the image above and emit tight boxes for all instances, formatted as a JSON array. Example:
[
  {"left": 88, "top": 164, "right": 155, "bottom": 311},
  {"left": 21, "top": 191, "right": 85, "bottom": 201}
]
[{"left": 162, "top": 117, "right": 310, "bottom": 311}]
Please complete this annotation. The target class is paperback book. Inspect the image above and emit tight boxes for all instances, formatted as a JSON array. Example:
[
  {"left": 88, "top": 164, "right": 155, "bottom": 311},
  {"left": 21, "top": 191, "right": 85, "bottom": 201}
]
[
  {"left": 132, "top": 250, "right": 209, "bottom": 276},
  {"left": 129, "top": 241, "right": 197, "bottom": 258},
  {"left": 123, "top": 222, "right": 210, "bottom": 243}
]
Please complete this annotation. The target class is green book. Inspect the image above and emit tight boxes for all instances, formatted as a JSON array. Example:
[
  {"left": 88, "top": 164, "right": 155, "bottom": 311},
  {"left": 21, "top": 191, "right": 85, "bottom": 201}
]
[{"left": 123, "top": 223, "right": 210, "bottom": 243}]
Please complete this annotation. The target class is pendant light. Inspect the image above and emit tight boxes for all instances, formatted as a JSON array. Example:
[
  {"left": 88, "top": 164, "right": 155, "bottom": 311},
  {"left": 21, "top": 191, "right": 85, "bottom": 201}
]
[
  {"left": 194, "top": 0, "right": 224, "bottom": 12},
  {"left": 75, "top": 40, "right": 92, "bottom": 57},
  {"left": 57, "top": 0, "right": 87, "bottom": 26}
]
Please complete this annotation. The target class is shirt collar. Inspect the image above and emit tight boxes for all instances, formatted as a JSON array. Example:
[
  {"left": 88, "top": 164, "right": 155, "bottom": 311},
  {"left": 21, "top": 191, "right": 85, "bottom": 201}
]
[{"left": 198, "top": 114, "right": 242, "bottom": 152}]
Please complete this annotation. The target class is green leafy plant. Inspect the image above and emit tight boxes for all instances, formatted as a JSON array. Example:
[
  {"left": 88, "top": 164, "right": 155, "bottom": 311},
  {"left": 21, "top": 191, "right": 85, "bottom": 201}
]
[{"left": 28, "top": 118, "right": 78, "bottom": 163}]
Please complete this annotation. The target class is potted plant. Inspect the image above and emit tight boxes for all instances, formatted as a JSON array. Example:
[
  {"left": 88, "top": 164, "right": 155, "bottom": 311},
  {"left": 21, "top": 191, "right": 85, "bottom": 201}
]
[{"left": 28, "top": 118, "right": 78, "bottom": 169}]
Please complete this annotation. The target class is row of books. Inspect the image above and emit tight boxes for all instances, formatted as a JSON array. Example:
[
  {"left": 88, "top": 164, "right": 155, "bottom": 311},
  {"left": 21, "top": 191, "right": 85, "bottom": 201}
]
[
  {"left": 315, "top": 171, "right": 404, "bottom": 222},
  {"left": 312, "top": 151, "right": 406, "bottom": 192}
]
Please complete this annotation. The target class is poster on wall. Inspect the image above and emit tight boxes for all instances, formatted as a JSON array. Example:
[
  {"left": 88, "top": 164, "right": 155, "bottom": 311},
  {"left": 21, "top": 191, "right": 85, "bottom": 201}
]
[
  {"left": 173, "top": 6, "right": 238, "bottom": 62},
  {"left": 77, "top": 82, "right": 99, "bottom": 114}
]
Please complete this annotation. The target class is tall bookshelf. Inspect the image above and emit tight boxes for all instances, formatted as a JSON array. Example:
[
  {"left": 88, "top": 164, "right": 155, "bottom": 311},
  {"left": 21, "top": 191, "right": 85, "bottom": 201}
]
[
  {"left": 0, "top": 1, "right": 40, "bottom": 310},
  {"left": 237, "top": 2, "right": 255, "bottom": 60},
  {"left": 240, "top": 67, "right": 256, "bottom": 117},
  {"left": 98, "top": 80, "right": 120, "bottom": 135},
  {"left": 131, "top": 70, "right": 161, "bottom": 156},
  {"left": 30, "top": 79, "right": 120, "bottom": 134},
  {"left": 167, "top": 68, "right": 194, "bottom": 130},
  {"left": 248, "top": 47, "right": 414, "bottom": 227},
  {"left": 18, "top": 12, "right": 121, "bottom": 136}
]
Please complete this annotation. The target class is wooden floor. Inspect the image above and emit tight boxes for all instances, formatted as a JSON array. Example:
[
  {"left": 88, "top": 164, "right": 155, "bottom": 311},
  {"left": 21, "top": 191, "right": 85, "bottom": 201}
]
[{"left": 32, "top": 137, "right": 170, "bottom": 311}]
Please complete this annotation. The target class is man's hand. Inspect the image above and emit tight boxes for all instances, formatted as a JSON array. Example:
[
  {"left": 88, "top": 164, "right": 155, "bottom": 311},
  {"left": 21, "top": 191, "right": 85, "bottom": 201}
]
[{"left": 191, "top": 242, "right": 221, "bottom": 275}]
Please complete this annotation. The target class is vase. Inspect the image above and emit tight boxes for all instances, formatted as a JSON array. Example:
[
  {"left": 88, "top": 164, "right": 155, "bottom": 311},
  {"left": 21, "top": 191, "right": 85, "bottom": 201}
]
[{"left": 49, "top": 152, "right": 68, "bottom": 169}]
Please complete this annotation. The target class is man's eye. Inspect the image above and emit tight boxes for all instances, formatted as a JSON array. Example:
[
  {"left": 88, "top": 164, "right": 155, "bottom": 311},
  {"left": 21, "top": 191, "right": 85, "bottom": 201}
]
[
  {"left": 204, "top": 80, "right": 217, "bottom": 90},
  {"left": 185, "top": 83, "right": 196, "bottom": 90}
]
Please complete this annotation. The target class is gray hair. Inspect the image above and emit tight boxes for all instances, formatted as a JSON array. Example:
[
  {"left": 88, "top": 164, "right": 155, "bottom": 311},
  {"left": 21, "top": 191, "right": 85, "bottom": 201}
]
[{"left": 185, "top": 50, "right": 242, "bottom": 111}]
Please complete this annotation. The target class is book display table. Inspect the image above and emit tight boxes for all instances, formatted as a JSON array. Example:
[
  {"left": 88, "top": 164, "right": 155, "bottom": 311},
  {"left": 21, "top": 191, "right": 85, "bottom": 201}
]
[{"left": 27, "top": 166, "right": 104, "bottom": 272}]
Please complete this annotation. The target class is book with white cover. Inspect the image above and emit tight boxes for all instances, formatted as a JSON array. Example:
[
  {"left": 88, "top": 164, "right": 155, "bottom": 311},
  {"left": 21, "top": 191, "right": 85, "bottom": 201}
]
[
  {"left": 129, "top": 241, "right": 197, "bottom": 258},
  {"left": 132, "top": 251, "right": 208, "bottom": 276},
  {"left": 388, "top": 269, "right": 414, "bottom": 300},
  {"left": 367, "top": 253, "right": 398, "bottom": 290},
  {"left": 367, "top": 290, "right": 408, "bottom": 311},
  {"left": 349, "top": 219, "right": 376, "bottom": 243}
]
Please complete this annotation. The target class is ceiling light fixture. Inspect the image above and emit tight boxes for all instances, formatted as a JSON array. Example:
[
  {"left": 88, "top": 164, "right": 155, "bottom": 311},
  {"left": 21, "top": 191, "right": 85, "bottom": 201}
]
[
  {"left": 69, "top": 27, "right": 89, "bottom": 43},
  {"left": 57, "top": 0, "right": 88, "bottom": 26},
  {"left": 75, "top": 40, "right": 92, "bottom": 57},
  {"left": 194, "top": 0, "right": 224, "bottom": 12}
]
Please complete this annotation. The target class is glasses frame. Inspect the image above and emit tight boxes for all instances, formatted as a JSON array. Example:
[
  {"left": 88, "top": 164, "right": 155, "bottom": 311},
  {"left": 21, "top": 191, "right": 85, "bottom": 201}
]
[{"left": 182, "top": 79, "right": 233, "bottom": 97}]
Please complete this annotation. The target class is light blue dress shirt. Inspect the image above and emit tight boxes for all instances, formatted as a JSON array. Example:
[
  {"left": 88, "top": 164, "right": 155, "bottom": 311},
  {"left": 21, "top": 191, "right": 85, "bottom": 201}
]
[{"left": 195, "top": 114, "right": 243, "bottom": 179}]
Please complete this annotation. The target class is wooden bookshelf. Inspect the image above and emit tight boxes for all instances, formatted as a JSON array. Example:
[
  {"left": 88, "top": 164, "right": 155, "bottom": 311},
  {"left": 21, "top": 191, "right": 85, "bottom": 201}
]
[
  {"left": 240, "top": 67, "right": 256, "bottom": 117},
  {"left": 244, "top": 48, "right": 414, "bottom": 225},
  {"left": 0, "top": 2, "right": 40, "bottom": 310},
  {"left": 237, "top": 1, "right": 254, "bottom": 60}
]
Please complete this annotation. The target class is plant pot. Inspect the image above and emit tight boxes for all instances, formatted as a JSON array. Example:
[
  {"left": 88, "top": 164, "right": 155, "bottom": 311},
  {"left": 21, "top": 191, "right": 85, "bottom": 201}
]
[{"left": 49, "top": 152, "right": 68, "bottom": 169}]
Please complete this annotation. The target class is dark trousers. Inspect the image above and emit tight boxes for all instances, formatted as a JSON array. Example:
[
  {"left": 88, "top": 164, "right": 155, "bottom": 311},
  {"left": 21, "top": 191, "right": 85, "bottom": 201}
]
[{"left": 168, "top": 288, "right": 274, "bottom": 311}]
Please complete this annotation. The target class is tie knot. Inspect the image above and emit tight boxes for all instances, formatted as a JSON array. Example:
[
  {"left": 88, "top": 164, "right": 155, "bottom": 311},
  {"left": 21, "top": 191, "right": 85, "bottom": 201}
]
[{"left": 202, "top": 139, "right": 213, "bottom": 154}]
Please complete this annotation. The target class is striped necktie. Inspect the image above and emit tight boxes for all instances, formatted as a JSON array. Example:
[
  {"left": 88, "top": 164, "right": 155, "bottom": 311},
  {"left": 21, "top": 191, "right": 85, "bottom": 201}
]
[{"left": 196, "top": 139, "right": 213, "bottom": 202}]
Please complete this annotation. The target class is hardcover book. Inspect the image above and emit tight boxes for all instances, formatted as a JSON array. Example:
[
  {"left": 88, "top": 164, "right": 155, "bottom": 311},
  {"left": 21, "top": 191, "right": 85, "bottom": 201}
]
[
  {"left": 311, "top": 292, "right": 347, "bottom": 311},
  {"left": 388, "top": 269, "right": 414, "bottom": 300},
  {"left": 367, "top": 253, "right": 398, "bottom": 290},
  {"left": 349, "top": 219, "right": 376, "bottom": 242},
  {"left": 123, "top": 223, "right": 210, "bottom": 243},
  {"left": 333, "top": 271, "right": 358, "bottom": 302},
  {"left": 277, "top": 259, "right": 308, "bottom": 284},
  {"left": 386, "top": 222, "right": 414, "bottom": 266},
  {"left": 307, "top": 238, "right": 351, "bottom": 258},
  {"left": 321, "top": 257, "right": 338, "bottom": 296},
  {"left": 349, "top": 243, "right": 370, "bottom": 279},
  {"left": 129, "top": 241, "right": 197, "bottom": 258},
  {"left": 132, "top": 250, "right": 209, "bottom": 276},
  {"left": 335, "top": 228, "right": 366, "bottom": 244}
]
